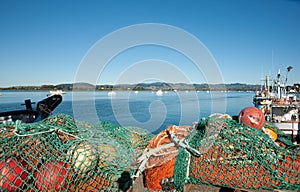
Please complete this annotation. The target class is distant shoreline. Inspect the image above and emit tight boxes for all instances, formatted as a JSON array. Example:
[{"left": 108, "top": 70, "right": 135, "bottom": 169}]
[
  {"left": 0, "top": 82, "right": 299, "bottom": 92},
  {"left": 0, "top": 82, "right": 259, "bottom": 92}
]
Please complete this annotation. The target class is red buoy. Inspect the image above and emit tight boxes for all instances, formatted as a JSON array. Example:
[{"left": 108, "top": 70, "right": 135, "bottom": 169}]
[
  {"left": 34, "top": 161, "right": 69, "bottom": 191},
  {"left": 239, "top": 107, "right": 265, "bottom": 130},
  {"left": 0, "top": 157, "right": 28, "bottom": 191}
]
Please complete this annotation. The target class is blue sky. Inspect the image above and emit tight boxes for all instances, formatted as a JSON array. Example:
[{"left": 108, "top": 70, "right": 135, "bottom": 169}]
[{"left": 0, "top": 0, "right": 299, "bottom": 87}]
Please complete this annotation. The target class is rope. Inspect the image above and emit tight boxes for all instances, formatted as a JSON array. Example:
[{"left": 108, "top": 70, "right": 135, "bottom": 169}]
[
  {"left": 167, "top": 127, "right": 201, "bottom": 157},
  {"left": 134, "top": 142, "right": 176, "bottom": 179},
  {"left": 12, "top": 120, "right": 81, "bottom": 140}
]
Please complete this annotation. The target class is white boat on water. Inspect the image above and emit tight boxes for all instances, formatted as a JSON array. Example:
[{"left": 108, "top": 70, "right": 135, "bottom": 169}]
[
  {"left": 108, "top": 91, "right": 117, "bottom": 97},
  {"left": 253, "top": 66, "right": 299, "bottom": 143},
  {"left": 48, "top": 90, "right": 66, "bottom": 97},
  {"left": 156, "top": 90, "right": 163, "bottom": 96}
]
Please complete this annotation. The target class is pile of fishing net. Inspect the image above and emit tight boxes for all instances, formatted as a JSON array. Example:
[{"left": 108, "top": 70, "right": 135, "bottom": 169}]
[
  {"left": 0, "top": 114, "right": 153, "bottom": 191},
  {"left": 141, "top": 113, "right": 300, "bottom": 191},
  {"left": 1, "top": 112, "right": 299, "bottom": 192}
]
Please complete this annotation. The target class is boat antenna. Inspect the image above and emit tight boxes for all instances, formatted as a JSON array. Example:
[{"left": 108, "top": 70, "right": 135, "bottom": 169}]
[
  {"left": 271, "top": 50, "right": 274, "bottom": 76},
  {"left": 271, "top": 50, "right": 274, "bottom": 92}
]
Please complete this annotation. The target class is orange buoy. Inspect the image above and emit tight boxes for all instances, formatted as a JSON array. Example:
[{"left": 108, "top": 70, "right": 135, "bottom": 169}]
[{"left": 239, "top": 107, "right": 265, "bottom": 130}]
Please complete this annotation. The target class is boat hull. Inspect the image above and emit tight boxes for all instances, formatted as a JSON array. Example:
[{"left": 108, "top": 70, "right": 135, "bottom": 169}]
[
  {"left": 0, "top": 95, "right": 62, "bottom": 124},
  {"left": 273, "top": 122, "right": 300, "bottom": 143},
  {"left": 0, "top": 110, "right": 39, "bottom": 124}
]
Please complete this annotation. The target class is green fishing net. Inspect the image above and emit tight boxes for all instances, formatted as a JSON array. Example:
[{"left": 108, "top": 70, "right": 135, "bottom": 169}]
[
  {"left": 0, "top": 114, "right": 153, "bottom": 191},
  {"left": 174, "top": 115, "right": 300, "bottom": 191},
  {"left": 1, "top": 113, "right": 299, "bottom": 192}
]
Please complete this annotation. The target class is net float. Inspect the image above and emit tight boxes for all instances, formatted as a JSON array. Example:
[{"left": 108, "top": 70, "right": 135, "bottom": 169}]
[
  {"left": 239, "top": 107, "right": 265, "bottom": 130},
  {"left": 0, "top": 157, "right": 28, "bottom": 191},
  {"left": 67, "top": 142, "right": 98, "bottom": 173},
  {"left": 34, "top": 160, "right": 69, "bottom": 191},
  {"left": 263, "top": 128, "right": 278, "bottom": 141}
]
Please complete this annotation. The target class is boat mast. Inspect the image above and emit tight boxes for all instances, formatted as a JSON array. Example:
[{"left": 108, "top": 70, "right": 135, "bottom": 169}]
[
  {"left": 265, "top": 75, "right": 270, "bottom": 96},
  {"left": 276, "top": 66, "right": 293, "bottom": 99},
  {"left": 277, "top": 69, "right": 282, "bottom": 99}
]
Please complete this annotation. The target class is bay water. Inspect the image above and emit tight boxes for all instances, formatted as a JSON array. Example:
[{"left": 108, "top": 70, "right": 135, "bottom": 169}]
[{"left": 0, "top": 90, "right": 254, "bottom": 133}]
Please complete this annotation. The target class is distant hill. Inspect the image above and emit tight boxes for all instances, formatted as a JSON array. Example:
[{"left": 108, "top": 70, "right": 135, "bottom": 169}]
[
  {"left": 0, "top": 82, "right": 262, "bottom": 91},
  {"left": 122, "top": 82, "right": 261, "bottom": 91},
  {"left": 2, "top": 82, "right": 299, "bottom": 92}
]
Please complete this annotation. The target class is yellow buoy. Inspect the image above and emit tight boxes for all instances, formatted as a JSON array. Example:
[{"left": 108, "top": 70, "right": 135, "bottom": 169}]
[
  {"left": 263, "top": 128, "right": 278, "bottom": 141},
  {"left": 67, "top": 142, "right": 98, "bottom": 173}
]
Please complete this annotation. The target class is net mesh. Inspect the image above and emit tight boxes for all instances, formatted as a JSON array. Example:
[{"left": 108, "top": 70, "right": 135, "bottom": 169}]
[
  {"left": 143, "top": 125, "right": 193, "bottom": 190},
  {"left": 1, "top": 113, "right": 299, "bottom": 191},
  {"left": 174, "top": 115, "right": 300, "bottom": 191},
  {"left": 0, "top": 114, "right": 153, "bottom": 192},
  {"left": 143, "top": 115, "right": 299, "bottom": 191}
]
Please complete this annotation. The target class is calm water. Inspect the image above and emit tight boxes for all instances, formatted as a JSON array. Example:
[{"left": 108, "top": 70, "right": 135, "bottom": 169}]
[{"left": 0, "top": 90, "right": 254, "bottom": 133}]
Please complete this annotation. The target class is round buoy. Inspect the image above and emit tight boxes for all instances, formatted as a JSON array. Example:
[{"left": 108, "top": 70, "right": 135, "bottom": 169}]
[
  {"left": 67, "top": 142, "right": 97, "bottom": 173},
  {"left": 34, "top": 161, "right": 69, "bottom": 191},
  {"left": 0, "top": 157, "right": 28, "bottom": 191},
  {"left": 239, "top": 107, "right": 265, "bottom": 130}
]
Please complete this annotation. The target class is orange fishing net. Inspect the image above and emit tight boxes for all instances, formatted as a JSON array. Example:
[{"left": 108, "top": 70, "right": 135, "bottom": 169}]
[
  {"left": 143, "top": 125, "right": 193, "bottom": 190},
  {"left": 142, "top": 114, "right": 299, "bottom": 191},
  {"left": 174, "top": 115, "right": 300, "bottom": 191}
]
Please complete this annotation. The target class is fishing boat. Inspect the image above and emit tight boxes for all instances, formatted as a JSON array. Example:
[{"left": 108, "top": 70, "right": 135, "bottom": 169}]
[
  {"left": 0, "top": 94, "right": 62, "bottom": 124},
  {"left": 253, "top": 66, "right": 300, "bottom": 143}
]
